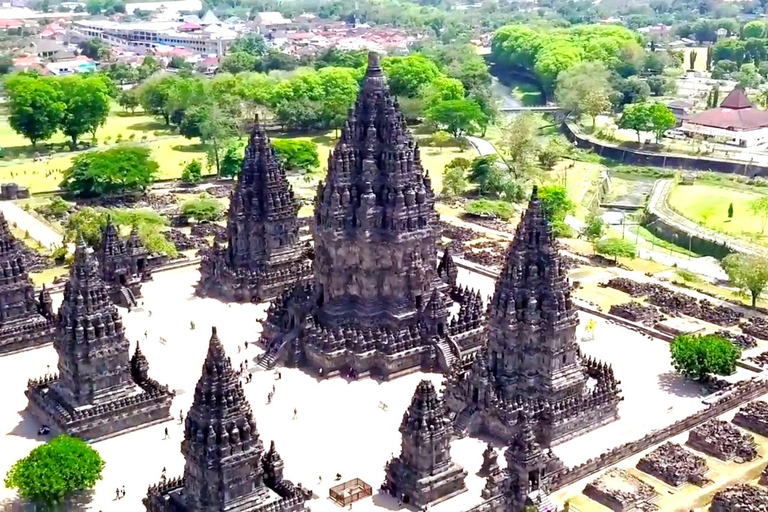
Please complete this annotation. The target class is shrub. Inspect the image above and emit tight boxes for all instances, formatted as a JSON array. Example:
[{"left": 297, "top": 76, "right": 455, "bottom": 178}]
[
  {"left": 181, "top": 194, "right": 223, "bottom": 223},
  {"left": 465, "top": 199, "right": 516, "bottom": 220},
  {"left": 670, "top": 333, "right": 740, "bottom": 381},
  {"left": 181, "top": 160, "right": 203, "bottom": 185}
]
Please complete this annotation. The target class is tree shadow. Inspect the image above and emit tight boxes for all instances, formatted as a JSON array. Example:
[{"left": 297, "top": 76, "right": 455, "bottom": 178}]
[
  {"left": 0, "top": 490, "right": 95, "bottom": 511},
  {"left": 656, "top": 371, "right": 707, "bottom": 398},
  {"left": 8, "top": 410, "right": 44, "bottom": 440},
  {"left": 172, "top": 143, "right": 207, "bottom": 153},
  {"left": 115, "top": 111, "right": 147, "bottom": 118},
  {"left": 126, "top": 121, "right": 168, "bottom": 132}
]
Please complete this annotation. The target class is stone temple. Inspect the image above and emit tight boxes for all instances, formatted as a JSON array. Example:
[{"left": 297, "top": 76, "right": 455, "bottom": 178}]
[
  {"left": 444, "top": 187, "right": 622, "bottom": 445},
  {"left": 99, "top": 217, "right": 155, "bottom": 308},
  {"left": 383, "top": 380, "right": 467, "bottom": 508},
  {"left": 26, "top": 238, "right": 173, "bottom": 441},
  {"left": 0, "top": 211, "right": 56, "bottom": 356},
  {"left": 257, "top": 52, "right": 485, "bottom": 379},
  {"left": 197, "top": 122, "right": 312, "bottom": 303},
  {"left": 144, "top": 327, "right": 311, "bottom": 512}
]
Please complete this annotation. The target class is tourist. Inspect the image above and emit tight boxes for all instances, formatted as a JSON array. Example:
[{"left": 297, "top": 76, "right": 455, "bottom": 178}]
[
  {"left": 163, "top": 427, "right": 169, "bottom": 440},
  {"left": 272, "top": 384, "right": 275, "bottom": 393},
  {"left": 245, "top": 341, "right": 249, "bottom": 349},
  {"left": 115, "top": 488, "right": 120, "bottom": 500},
  {"left": 179, "top": 410, "right": 183, "bottom": 423},
  {"left": 293, "top": 408, "right": 297, "bottom": 419},
  {"left": 121, "top": 486, "right": 126, "bottom": 498},
  {"left": 190, "top": 321, "right": 195, "bottom": 330},
  {"left": 267, "top": 392, "right": 272, "bottom": 404},
  {"left": 336, "top": 473, "right": 342, "bottom": 481},
  {"left": 319, "top": 475, "right": 322, "bottom": 483}
]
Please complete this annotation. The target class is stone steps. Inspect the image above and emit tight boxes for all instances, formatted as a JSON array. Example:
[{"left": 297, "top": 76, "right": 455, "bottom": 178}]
[{"left": 454, "top": 406, "right": 476, "bottom": 438}]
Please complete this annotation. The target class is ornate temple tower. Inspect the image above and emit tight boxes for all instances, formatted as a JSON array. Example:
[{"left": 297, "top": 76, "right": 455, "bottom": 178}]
[
  {"left": 197, "top": 122, "right": 311, "bottom": 303},
  {"left": 257, "top": 52, "right": 485, "bottom": 379},
  {"left": 26, "top": 238, "right": 173, "bottom": 441},
  {"left": 384, "top": 380, "right": 467, "bottom": 508},
  {"left": 98, "top": 217, "right": 152, "bottom": 307},
  {"left": 0, "top": 211, "right": 55, "bottom": 355},
  {"left": 444, "top": 187, "right": 621, "bottom": 445},
  {"left": 313, "top": 51, "right": 443, "bottom": 327},
  {"left": 144, "top": 327, "right": 310, "bottom": 512}
]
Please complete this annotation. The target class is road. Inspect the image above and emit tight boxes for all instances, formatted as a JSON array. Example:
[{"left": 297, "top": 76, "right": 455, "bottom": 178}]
[{"left": 0, "top": 201, "right": 63, "bottom": 250}]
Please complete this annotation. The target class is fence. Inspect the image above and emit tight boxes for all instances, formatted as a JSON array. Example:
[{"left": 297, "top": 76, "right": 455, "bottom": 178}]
[{"left": 329, "top": 478, "right": 373, "bottom": 507}]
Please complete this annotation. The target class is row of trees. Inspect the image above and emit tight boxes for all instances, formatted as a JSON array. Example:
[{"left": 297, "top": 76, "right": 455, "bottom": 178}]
[{"left": 4, "top": 74, "right": 112, "bottom": 149}]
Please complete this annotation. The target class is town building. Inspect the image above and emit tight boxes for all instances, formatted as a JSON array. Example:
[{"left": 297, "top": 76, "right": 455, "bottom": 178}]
[
  {"left": 26, "top": 238, "right": 173, "bottom": 441},
  {"left": 444, "top": 186, "right": 622, "bottom": 446},
  {"left": 144, "top": 327, "right": 311, "bottom": 512},
  {"left": 256, "top": 52, "right": 486, "bottom": 379},
  {"left": 681, "top": 87, "right": 768, "bottom": 147}
]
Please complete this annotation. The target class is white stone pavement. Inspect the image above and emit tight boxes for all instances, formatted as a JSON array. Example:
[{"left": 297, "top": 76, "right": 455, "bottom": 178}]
[
  {"left": 0, "top": 201, "right": 63, "bottom": 250},
  {"left": 0, "top": 264, "right": 738, "bottom": 511}
]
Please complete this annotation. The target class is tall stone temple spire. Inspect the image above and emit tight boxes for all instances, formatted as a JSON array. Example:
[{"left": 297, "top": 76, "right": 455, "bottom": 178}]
[
  {"left": 0, "top": 210, "right": 55, "bottom": 355},
  {"left": 26, "top": 238, "right": 173, "bottom": 441},
  {"left": 445, "top": 187, "right": 621, "bottom": 446},
  {"left": 257, "top": 52, "right": 485, "bottom": 379},
  {"left": 98, "top": 216, "right": 153, "bottom": 308},
  {"left": 144, "top": 327, "right": 311, "bottom": 512},
  {"left": 384, "top": 380, "right": 467, "bottom": 508},
  {"left": 197, "top": 121, "right": 312, "bottom": 303}
]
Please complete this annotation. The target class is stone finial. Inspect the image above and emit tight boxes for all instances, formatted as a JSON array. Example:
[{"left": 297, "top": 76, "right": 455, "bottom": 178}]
[{"left": 130, "top": 340, "right": 149, "bottom": 384}]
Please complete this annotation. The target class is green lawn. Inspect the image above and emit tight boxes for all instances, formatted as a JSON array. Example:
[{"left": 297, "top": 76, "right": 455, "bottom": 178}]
[{"left": 667, "top": 182, "right": 768, "bottom": 245}]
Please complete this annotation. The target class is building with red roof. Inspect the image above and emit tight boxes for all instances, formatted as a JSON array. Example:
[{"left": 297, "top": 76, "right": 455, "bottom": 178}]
[{"left": 681, "top": 87, "right": 768, "bottom": 147}]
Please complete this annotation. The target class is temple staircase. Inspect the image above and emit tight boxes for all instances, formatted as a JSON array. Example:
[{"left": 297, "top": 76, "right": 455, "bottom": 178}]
[
  {"left": 453, "top": 406, "right": 477, "bottom": 438},
  {"left": 256, "top": 330, "right": 299, "bottom": 370},
  {"left": 119, "top": 287, "right": 137, "bottom": 308},
  {"left": 435, "top": 338, "right": 460, "bottom": 371},
  {"left": 528, "top": 490, "right": 556, "bottom": 512}
]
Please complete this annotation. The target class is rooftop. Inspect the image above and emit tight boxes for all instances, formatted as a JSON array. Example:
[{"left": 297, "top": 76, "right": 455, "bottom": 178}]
[{"left": 686, "top": 88, "right": 768, "bottom": 131}]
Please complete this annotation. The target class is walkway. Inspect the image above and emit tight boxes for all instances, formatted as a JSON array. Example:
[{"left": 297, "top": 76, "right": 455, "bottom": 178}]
[{"left": 0, "top": 201, "right": 63, "bottom": 250}]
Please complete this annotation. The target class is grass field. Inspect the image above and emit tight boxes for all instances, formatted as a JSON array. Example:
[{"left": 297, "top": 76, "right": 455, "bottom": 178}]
[{"left": 667, "top": 181, "right": 768, "bottom": 245}]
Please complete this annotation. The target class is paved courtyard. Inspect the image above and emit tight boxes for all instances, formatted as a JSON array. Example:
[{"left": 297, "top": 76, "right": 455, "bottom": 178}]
[{"left": 0, "top": 263, "right": 751, "bottom": 511}]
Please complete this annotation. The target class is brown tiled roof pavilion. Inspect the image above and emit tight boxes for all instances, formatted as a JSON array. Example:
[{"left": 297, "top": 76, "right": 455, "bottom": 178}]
[{"left": 687, "top": 88, "right": 768, "bottom": 131}]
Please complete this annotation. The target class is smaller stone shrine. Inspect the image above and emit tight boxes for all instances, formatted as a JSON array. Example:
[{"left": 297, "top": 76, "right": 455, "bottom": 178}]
[
  {"left": 98, "top": 217, "right": 155, "bottom": 307},
  {"left": 687, "top": 420, "right": 759, "bottom": 462},
  {"left": 761, "top": 465, "right": 768, "bottom": 486},
  {"left": 26, "top": 238, "right": 173, "bottom": 441},
  {"left": 584, "top": 469, "right": 660, "bottom": 511},
  {"left": 733, "top": 400, "right": 768, "bottom": 437},
  {"left": 710, "top": 484, "right": 768, "bottom": 512},
  {"left": 636, "top": 442, "right": 710, "bottom": 487},
  {"left": 197, "top": 121, "right": 312, "bottom": 304},
  {"left": 479, "top": 443, "right": 499, "bottom": 477},
  {"left": 437, "top": 247, "right": 458, "bottom": 287},
  {"left": 383, "top": 380, "right": 467, "bottom": 508},
  {"left": 0, "top": 210, "right": 56, "bottom": 356},
  {"left": 144, "top": 327, "right": 311, "bottom": 512}
]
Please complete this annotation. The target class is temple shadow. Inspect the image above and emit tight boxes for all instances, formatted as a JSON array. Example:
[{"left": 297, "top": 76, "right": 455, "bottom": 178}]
[
  {"left": 657, "top": 371, "right": 707, "bottom": 398},
  {"left": 371, "top": 491, "right": 404, "bottom": 511},
  {"left": 8, "top": 410, "right": 43, "bottom": 440}
]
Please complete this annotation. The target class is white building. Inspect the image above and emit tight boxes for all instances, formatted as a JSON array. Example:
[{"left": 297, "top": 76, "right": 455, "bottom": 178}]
[{"left": 72, "top": 19, "right": 236, "bottom": 55}]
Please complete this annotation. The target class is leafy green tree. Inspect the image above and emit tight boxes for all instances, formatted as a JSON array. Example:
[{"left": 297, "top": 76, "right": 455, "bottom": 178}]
[
  {"left": 616, "top": 76, "right": 651, "bottom": 106},
  {"left": 749, "top": 196, "right": 768, "bottom": 233},
  {"left": 581, "top": 213, "right": 606, "bottom": 243},
  {"left": 713, "top": 39, "right": 745, "bottom": 65},
  {"left": 743, "top": 20, "right": 765, "bottom": 38},
  {"left": 728, "top": 203, "right": 734, "bottom": 218},
  {"left": 582, "top": 89, "right": 612, "bottom": 129},
  {"left": 5, "top": 435, "right": 104, "bottom": 507},
  {"left": 538, "top": 184, "right": 575, "bottom": 237},
  {"left": 220, "top": 143, "right": 244, "bottom": 178},
  {"left": 735, "top": 63, "right": 762, "bottom": 89},
  {"left": 688, "top": 49, "right": 697, "bottom": 71},
  {"left": 315, "top": 47, "right": 367, "bottom": 69},
  {"left": 421, "top": 76, "right": 464, "bottom": 109},
  {"left": 537, "top": 137, "right": 568, "bottom": 171},
  {"left": 137, "top": 55, "right": 161, "bottom": 80},
  {"left": 722, "top": 253, "right": 768, "bottom": 307},
  {"left": 197, "top": 105, "right": 238, "bottom": 177},
  {"left": 220, "top": 51, "right": 258, "bottom": 74},
  {"left": 60, "top": 147, "right": 158, "bottom": 197},
  {"left": 670, "top": 333, "right": 740, "bottom": 381},
  {"left": 59, "top": 74, "right": 111, "bottom": 149},
  {"left": 555, "top": 61, "right": 612, "bottom": 119},
  {"left": 500, "top": 113, "right": 540, "bottom": 182},
  {"left": 181, "top": 194, "right": 223, "bottom": 222},
  {"left": 105, "top": 62, "right": 138, "bottom": 85},
  {"left": 169, "top": 56, "right": 191, "bottom": 70},
  {"left": 138, "top": 74, "right": 178, "bottom": 125},
  {"left": 425, "top": 99, "right": 486, "bottom": 138},
  {"left": 595, "top": 237, "right": 637, "bottom": 261},
  {"left": 4, "top": 74, "right": 64, "bottom": 148},
  {"left": 382, "top": 54, "right": 442, "bottom": 98},
  {"left": 647, "top": 102, "right": 676, "bottom": 142},
  {"left": 229, "top": 34, "right": 267, "bottom": 56},
  {"left": 78, "top": 38, "right": 111, "bottom": 61},
  {"left": 442, "top": 157, "right": 471, "bottom": 197},
  {"left": 117, "top": 89, "right": 140, "bottom": 113},
  {"left": 647, "top": 75, "right": 670, "bottom": 97},
  {"left": 0, "top": 54, "right": 13, "bottom": 75},
  {"left": 181, "top": 159, "right": 203, "bottom": 184},
  {"left": 272, "top": 139, "right": 319, "bottom": 173},
  {"left": 618, "top": 102, "right": 653, "bottom": 143}
]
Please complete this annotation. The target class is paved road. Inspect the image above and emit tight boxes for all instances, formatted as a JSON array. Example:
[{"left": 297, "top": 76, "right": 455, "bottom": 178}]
[{"left": 0, "top": 201, "right": 63, "bottom": 250}]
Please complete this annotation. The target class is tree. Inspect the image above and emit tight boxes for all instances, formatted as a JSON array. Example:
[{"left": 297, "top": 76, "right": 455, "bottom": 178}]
[
  {"left": 139, "top": 75, "right": 178, "bottom": 125},
  {"left": 425, "top": 99, "right": 486, "bottom": 138},
  {"left": 581, "top": 213, "right": 606, "bottom": 243},
  {"left": 220, "top": 51, "right": 258, "bottom": 74},
  {"left": 4, "top": 75, "right": 64, "bottom": 148},
  {"left": 0, "top": 54, "right": 13, "bottom": 75},
  {"left": 181, "top": 159, "right": 203, "bottom": 184},
  {"left": 728, "top": 202, "right": 734, "bottom": 218},
  {"left": 78, "top": 38, "right": 111, "bottom": 61},
  {"left": 382, "top": 54, "right": 442, "bottom": 97},
  {"left": 4, "top": 435, "right": 104, "bottom": 506},
  {"left": 181, "top": 194, "right": 223, "bottom": 222},
  {"left": 467, "top": 155, "right": 522, "bottom": 201},
  {"left": 192, "top": 105, "right": 237, "bottom": 177},
  {"left": 169, "top": 56, "right": 191, "bottom": 70},
  {"left": 500, "top": 113, "right": 539, "bottom": 181},
  {"left": 743, "top": 20, "right": 766, "bottom": 38},
  {"left": 60, "top": 147, "right": 159, "bottom": 197},
  {"left": 647, "top": 75, "right": 671, "bottom": 97},
  {"left": 722, "top": 253, "right": 768, "bottom": 307},
  {"left": 670, "top": 334, "right": 740, "bottom": 381},
  {"left": 442, "top": 157, "right": 471, "bottom": 197},
  {"left": 618, "top": 102, "right": 653, "bottom": 143},
  {"left": 105, "top": 62, "right": 138, "bottom": 85},
  {"left": 117, "top": 89, "right": 139, "bottom": 113},
  {"left": 647, "top": 102, "right": 676, "bottom": 142},
  {"left": 735, "top": 63, "right": 762, "bottom": 89},
  {"left": 538, "top": 184, "right": 575, "bottom": 237},
  {"left": 555, "top": 61, "right": 613, "bottom": 119},
  {"left": 581, "top": 89, "right": 612, "bottom": 129},
  {"left": 229, "top": 34, "right": 267, "bottom": 56},
  {"left": 595, "top": 237, "right": 636, "bottom": 261},
  {"left": 272, "top": 139, "right": 319, "bottom": 173},
  {"left": 749, "top": 196, "right": 768, "bottom": 233},
  {"left": 59, "top": 74, "right": 111, "bottom": 149},
  {"left": 688, "top": 49, "right": 697, "bottom": 71},
  {"left": 220, "top": 143, "right": 243, "bottom": 178},
  {"left": 537, "top": 137, "right": 568, "bottom": 170}
]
